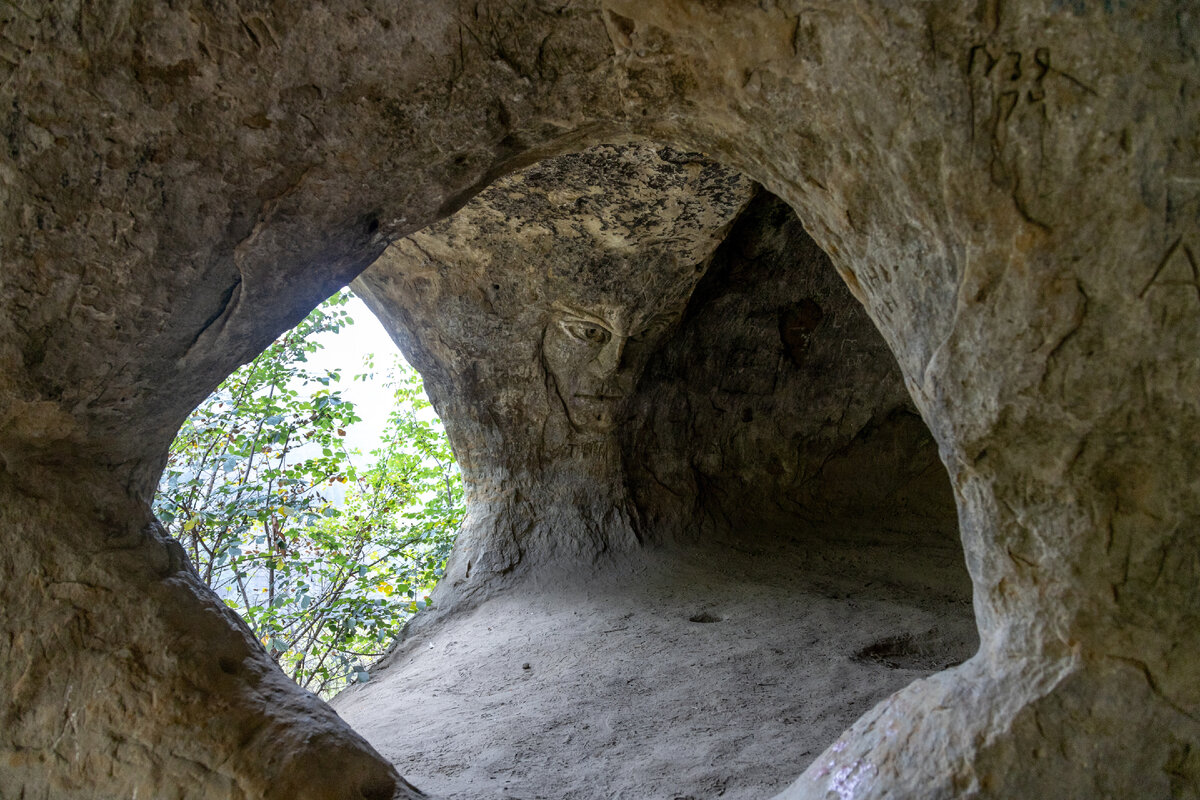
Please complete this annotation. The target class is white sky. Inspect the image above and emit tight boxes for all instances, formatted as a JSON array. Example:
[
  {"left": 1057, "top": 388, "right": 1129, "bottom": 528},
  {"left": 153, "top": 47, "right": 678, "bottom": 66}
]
[
  {"left": 301, "top": 294, "right": 406, "bottom": 461},
  {"left": 210, "top": 295, "right": 421, "bottom": 604}
]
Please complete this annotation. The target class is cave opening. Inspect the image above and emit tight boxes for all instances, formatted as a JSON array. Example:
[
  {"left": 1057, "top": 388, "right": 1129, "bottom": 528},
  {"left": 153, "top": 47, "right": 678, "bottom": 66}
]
[
  {"left": 4, "top": 6, "right": 1193, "bottom": 798},
  {"left": 325, "top": 142, "right": 979, "bottom": 799},
  {"left": 151, "top": 288, "right": 464, "bottom": 698}
]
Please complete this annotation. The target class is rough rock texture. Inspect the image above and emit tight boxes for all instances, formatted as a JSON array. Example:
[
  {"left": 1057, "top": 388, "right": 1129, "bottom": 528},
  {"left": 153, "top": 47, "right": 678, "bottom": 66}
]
[
  {"left": 356, "top": 142, "right": 758, "bottom": 599},
  {"left": 344, "top": 142, "right": 973, "bottom": 798},
  {"left": 624, "top": 190, "right": 957, "bottom": 542},
  {"left": 357, "top": 146, "right": 957, "bottom": 590},
  {"left": 1, "top": 1, "right": 1197, "bottom": 798},
  {"left": 1, "top": 468, "right": 412, "bottom": 800}
]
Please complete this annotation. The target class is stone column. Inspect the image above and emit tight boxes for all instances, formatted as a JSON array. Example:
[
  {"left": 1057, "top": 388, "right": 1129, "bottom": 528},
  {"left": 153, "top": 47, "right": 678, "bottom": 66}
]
[
  {"left": 595, "top": 2, "right": 1200, "bottom": 795},
  {"left": 355, "top": 144, "right": 755, "bottom": 603}
]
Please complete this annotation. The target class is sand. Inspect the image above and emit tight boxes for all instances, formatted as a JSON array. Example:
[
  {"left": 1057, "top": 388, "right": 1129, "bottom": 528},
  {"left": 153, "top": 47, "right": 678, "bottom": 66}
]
[{"left": 332, "top": 526, "right": 977, "bottom": 799}]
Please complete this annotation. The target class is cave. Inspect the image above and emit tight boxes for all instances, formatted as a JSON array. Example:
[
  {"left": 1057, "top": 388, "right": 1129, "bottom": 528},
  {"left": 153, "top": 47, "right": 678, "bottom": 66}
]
[
  {"left": 328, "top": 142, "right": 978, "bottom": 798},
  {"left": 2, "top": 3, "right": 1197, "bottom": 800}
]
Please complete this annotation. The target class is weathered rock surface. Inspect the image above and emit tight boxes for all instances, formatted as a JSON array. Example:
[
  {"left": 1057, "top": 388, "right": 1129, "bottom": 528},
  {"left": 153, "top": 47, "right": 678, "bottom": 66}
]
[
  {"left": 344, "top": 142, "right": 974, "bottom": 798},
  {"left": 356, "top": 142, "right": 758, "bottom": 599},
  {"left": 0, "top": 1, "right": 1196, "bottom": 798},
  {"left": 1, "top": 466, "right": 416, "bottom": 800},
  {"left": 357, "top": 143, "right": 958, "bottom": 594},
  {"left": 623, "top": 190, "right": 957, "bottom": 542}
]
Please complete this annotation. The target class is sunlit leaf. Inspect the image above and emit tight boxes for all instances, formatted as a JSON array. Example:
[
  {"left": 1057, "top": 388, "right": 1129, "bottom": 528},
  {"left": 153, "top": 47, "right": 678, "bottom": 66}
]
[{"left": 153, "top": 292, "right": 463, "bottom": 698}]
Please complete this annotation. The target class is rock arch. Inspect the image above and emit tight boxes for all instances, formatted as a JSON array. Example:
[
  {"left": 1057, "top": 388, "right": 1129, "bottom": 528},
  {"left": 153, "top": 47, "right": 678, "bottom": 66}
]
[
  {"left": 335, "top": 142, "right": 977, "bottom": 798},
  {"left": 1, "top": 2, "right": 1196, "bottom": 798}
]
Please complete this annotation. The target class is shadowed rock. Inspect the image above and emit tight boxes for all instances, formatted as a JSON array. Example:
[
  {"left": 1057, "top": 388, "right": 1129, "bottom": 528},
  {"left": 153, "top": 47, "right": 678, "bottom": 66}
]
[
  {"left": 1, "top": 2, "right": 1196, "bottom": 798},
  {"left": 356, "top": 143, "right": 756, "bottom": 596}
]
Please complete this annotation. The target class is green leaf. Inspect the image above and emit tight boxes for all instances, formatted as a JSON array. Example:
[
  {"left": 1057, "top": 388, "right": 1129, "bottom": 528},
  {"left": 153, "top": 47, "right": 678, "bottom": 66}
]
[{"left": 153, "top": 294, "right": 464, "bottom": 699}]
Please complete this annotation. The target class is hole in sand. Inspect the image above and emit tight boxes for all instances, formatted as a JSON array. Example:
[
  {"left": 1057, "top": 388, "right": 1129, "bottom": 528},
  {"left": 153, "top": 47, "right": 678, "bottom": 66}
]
[{"left": 852, "top": 629, "right": 970, "bottom": 671}]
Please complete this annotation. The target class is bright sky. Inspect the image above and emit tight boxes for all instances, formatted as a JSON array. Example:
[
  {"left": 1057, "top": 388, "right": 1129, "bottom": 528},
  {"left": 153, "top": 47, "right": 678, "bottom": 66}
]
[
  {"left": 301, "top": 294, "right": 407, "bottom": 461},
  {"left": 209, "top": 295, "right": 425, "bottom": 602}
]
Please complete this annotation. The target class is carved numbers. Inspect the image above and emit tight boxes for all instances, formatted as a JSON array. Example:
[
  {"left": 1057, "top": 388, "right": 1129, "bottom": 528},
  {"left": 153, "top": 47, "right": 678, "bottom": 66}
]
[{"left": 968, "top": 44, "right": 1097, "bottom": 229}]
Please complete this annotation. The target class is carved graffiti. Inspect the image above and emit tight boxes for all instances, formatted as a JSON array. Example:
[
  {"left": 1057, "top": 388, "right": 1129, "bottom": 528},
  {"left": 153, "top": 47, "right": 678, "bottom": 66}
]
[
  {"left": 780, "top": 299, "right": 825, "bottom": 368},
  {"left": 968, "top": 44, "right": 1096, "bottom": 228},
  {"left": 1140, "top": 237, "right": 1200, "bottom": 306}
]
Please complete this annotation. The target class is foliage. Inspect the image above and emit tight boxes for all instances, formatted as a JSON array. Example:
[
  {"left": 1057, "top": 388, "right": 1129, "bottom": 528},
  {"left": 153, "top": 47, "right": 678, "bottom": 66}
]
[{"left": 154, "top": 291, "right": 462, "bottom": 697}]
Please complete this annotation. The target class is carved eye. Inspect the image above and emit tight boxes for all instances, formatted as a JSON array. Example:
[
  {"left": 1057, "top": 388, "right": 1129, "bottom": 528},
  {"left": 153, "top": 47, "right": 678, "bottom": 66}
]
[{"left": 560, "top": 320, "right": 611, "bottom": 345}]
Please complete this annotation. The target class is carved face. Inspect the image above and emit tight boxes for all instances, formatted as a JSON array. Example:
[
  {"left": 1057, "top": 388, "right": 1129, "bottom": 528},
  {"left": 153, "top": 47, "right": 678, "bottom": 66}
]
[{"left": 542, "top": 302, "right": 676, "bottom": 436}]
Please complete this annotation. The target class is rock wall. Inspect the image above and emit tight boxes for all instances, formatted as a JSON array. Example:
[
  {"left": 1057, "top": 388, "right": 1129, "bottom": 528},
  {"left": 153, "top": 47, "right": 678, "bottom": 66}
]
[
  {"left": 625, "top": 191, "right": 957, "bottom": 543},
  {"left": 0, "top": 1, "right": 1196, "bottom": 798},
  {"left": 357, "top": 144, "right": 957, "bottom": 605},
  {"left": 355, "top": 143, "right": 757, "bottom": 598},
  {"left": 0, "top": 466, "right": 415, "bottom": 799}
]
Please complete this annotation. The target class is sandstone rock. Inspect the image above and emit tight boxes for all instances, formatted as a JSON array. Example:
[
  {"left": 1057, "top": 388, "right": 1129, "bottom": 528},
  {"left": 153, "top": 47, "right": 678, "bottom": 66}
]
[
  {"left": 336, "top": 145, "right": 976, "bottom": 799},
  {"left": 356, "top": 142, "right": 757, "bottom": 597},
  {"left": 0, "top": 1, "right": 1195, "bottom": 798},
  {"left": 624, "top": 190, "right": 958, "bottom": 543},
  {"left": 357, "top": 143, "right": 960, "bottom": 601}
]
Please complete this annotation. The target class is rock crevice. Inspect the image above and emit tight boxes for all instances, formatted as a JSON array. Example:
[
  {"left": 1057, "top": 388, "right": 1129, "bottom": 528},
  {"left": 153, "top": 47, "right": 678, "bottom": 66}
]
[{"left": 1, "top": 2, "right": 1196, "bottom": 797}]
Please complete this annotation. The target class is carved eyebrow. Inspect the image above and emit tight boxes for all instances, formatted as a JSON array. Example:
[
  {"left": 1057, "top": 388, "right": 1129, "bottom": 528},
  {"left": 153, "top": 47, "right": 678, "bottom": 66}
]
[
  {"left": 635, "top": 313, "right": 674, "bottom": 333},
  {"left": 550, "top": 302, "right": 611, "bottom": 329}
]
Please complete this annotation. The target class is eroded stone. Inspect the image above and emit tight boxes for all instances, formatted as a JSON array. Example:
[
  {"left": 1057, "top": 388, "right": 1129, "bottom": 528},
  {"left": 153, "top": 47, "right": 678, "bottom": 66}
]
[{"left": 0, "top": 2, "right": 1195, "bottom": 797}]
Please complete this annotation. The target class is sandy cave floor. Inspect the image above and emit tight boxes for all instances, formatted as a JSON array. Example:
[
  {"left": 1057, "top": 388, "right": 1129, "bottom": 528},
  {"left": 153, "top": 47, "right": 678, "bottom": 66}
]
[{"left": 331, "top": 527, "right": 978, "bottom": 800}]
